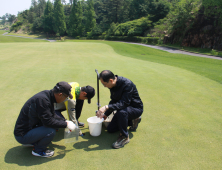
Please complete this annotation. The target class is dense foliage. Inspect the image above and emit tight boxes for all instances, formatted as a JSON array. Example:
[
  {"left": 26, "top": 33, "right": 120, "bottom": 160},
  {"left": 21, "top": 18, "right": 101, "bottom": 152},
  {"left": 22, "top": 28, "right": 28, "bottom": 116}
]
[
  {"left": 7, "top": 0, "right": 170, "bottom": 37},
  {"left": 107, "top": 17, "right": 152, "bottom": 37},
  {"left": 3, "top": 0, "right": 222, "bottom": 50}
]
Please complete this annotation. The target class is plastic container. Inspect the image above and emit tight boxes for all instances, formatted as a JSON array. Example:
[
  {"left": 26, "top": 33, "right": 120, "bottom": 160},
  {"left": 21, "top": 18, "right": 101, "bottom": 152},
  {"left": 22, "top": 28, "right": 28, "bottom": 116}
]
[
  {"left": 64, "top": 127, "right": 80, "bottom": 144},
  {"left": 87, "top": 116, "right": 104, "bottom": 136}
]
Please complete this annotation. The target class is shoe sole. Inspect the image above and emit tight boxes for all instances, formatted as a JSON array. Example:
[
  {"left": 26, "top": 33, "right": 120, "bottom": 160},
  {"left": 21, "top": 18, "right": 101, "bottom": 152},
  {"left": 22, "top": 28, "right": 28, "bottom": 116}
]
[
  {"left": 32, "top": 150, "right": 54, "bottom": 157},
  {"left": 112, "top": 140, "right": 130, "bottom": 149}
]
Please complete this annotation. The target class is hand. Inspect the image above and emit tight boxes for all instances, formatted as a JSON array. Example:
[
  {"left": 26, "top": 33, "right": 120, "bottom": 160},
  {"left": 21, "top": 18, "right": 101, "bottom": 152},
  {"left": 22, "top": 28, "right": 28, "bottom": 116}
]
[
  {"left": 66, "top": 120, "right": 76, "bottom": 131},
  {"left": 96, "top": 105, "right": 108, "bottom": 115}
]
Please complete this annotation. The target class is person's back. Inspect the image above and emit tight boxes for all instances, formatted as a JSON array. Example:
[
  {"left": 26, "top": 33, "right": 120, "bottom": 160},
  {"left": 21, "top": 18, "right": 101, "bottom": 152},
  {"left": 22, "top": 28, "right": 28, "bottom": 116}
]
[
  {"left": 14, "top": 90, "right": 65, "bottom": 137},
  {"left": 109, "top": 76, "right": 143, "bottom": 109}
]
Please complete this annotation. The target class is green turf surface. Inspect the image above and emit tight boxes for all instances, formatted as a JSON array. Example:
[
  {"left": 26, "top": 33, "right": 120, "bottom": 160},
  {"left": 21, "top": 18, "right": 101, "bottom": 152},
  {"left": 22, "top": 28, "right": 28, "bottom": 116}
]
[
  {"left": 1, "top": 40, "right": 222, "bottom": 169},
  {"left": 0, "top": 30, "right": 48, "bottom": 43}
]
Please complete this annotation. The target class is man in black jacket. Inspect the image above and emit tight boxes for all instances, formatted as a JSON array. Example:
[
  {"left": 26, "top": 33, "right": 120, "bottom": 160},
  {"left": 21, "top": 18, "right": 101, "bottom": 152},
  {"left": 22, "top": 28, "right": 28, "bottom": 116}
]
[
  {"left": 14, "top": 81, "right": 76, "bottom": 157},
  {"left": 96, "top": 70, "right": 143, "bottom": 149}
]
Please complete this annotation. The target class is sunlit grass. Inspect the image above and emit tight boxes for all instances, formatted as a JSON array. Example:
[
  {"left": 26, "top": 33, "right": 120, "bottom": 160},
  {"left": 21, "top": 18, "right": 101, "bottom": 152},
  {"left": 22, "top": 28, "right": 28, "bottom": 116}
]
[{"left": 1, "top": 40, "right": 222, "bottom": 169}]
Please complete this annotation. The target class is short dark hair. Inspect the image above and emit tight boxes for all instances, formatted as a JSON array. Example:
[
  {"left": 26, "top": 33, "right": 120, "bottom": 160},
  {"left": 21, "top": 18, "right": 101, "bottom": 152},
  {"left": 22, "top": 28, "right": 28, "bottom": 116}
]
[
  {"left": 81, "top": 85, "right": 95, "bottom": 104},
  {"left": 99, "top": 70, "right": 115, "bottom": 82}
]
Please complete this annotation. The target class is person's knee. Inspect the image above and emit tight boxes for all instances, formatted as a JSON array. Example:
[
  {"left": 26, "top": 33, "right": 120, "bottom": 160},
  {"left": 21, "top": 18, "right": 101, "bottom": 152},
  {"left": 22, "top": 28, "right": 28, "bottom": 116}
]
[
  {"left": 116, "top": 109, "right": 128, "bottom": 120},
  {"left": 45, "top": 128, "right": 56, "bottom": 138}
]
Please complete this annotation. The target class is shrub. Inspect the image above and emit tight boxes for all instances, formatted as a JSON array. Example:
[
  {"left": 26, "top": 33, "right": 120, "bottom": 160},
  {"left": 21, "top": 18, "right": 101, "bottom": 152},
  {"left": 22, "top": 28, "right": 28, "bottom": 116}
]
[
  {"left": 211, "top": 49, "right": 219, "bottom": 56},
  {"left": 104, "top": 36, "right": 159, "bottom": 44},
  {"left": 109, "top": 17, "right": 153, "bottom": 37},
  {"left": 10, "top": 21, "right": 23, "bottom": 32}
]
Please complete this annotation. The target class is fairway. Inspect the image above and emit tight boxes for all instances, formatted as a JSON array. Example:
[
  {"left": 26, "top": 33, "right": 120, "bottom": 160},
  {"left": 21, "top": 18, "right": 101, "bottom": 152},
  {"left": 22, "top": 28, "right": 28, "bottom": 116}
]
[{"left": 1, "top": 41, "right": 222, "bottom": 169}]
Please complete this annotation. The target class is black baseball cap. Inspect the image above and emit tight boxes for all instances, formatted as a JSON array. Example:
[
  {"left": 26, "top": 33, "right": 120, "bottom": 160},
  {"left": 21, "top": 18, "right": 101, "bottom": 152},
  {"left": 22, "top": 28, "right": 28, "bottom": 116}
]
[
  {"left": 82, "top": 85, "right": 95, "bottom": 104},
  {"left": 55, "top": 81, "right": 73, "bottom": 99}
]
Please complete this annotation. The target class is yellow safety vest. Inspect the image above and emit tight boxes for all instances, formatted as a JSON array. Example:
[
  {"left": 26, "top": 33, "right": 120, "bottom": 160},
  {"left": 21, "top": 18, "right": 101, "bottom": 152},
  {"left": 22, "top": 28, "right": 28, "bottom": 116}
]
[{"left": 64, "top": 82, "right": 79, "bottom": 118}]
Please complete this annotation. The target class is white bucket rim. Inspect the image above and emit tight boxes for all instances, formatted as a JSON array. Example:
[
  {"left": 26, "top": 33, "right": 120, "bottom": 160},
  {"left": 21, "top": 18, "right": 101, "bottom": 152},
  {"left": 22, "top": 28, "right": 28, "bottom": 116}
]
[{"left": 87, "top": 116, "right": 104, "bottom": 124}]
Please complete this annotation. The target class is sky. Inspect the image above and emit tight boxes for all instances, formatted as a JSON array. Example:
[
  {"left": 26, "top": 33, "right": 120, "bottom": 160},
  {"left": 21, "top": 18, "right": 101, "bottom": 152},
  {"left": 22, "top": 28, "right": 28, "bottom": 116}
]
[{"left": 0, "top": 0, "right": 70, "bottom": 17}]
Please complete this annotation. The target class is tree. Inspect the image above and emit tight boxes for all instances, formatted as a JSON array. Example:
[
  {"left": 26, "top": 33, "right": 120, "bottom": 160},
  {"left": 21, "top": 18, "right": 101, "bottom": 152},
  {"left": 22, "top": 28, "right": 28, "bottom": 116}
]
[
  {"left": 32, "top": 17, "right": 44, "bottom": 32},
  {"left": 1, "top": 15, "right": 6, "bottom": 25},
  {"left": 28, "top": 7, "right": 36, "bottom": 23},
  {"left": 53, "top": 0, "right": 67, "bottom": 36},
  {"left": 148, "top": 0, "right": 170, "bottom": 22},
  {"left": 43, "top": 0, "right": 54, "bottom": 34},
  {"left": 85, "top": 0, "right": 96, "bottom": 33},
  {"left": 37, "top": 0, "right": 47, "bottom": 17},
  {"left": 129, "top": 0, "right": 148, "bottom": 20},
  {"left": 8, "top": 14, "right": 16, "bottom": 23},
  {"left": 31, "top": 0, "right": 38, "bottom": 15},
  {"left": 202, "top": 0, "right": 222, "bottom": 27},
  {"left": 104, "top": 0, "right": 124, "bottom": 23},
  {"left": 68, "top": 0, "right": 83, "bottom": 37}
]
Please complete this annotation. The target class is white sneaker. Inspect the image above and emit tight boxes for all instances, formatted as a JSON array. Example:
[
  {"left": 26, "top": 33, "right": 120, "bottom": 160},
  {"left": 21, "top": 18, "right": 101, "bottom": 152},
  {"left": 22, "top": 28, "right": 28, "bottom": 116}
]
[{"left": 32, "top": 149, "right": 54, "bottom": 157}]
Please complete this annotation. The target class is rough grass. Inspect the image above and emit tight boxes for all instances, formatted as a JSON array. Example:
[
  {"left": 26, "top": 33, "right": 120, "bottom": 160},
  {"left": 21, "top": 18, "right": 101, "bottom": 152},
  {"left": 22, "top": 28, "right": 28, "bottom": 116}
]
[{"left": 1, "top": 40, "right": 222, "bottom": 169}]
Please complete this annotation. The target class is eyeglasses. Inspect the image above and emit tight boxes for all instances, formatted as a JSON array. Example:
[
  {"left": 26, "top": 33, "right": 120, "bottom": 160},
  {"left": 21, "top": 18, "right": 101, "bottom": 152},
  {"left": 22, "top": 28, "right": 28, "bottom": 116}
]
[{"left": 62, "top": 93, "right": 68, "bottom": 98}]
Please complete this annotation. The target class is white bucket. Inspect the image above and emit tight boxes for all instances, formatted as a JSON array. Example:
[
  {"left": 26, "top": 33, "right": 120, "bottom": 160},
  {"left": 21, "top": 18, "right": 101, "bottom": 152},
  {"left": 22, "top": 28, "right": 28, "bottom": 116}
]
[{"left": 87, "top": 116, "right": 104, "bottom": 136}]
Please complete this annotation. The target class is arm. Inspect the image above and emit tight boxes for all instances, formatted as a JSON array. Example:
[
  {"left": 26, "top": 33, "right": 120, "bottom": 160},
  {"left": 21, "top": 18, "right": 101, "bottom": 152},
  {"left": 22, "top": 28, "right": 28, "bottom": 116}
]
[
  {"left": 39, "top": 100, "right": 67, "bottom": 128},
  {"left": 104, "top": 100, "right": 114, "bottom": 116},
  {"left": 67, "top": 99, "right": 83, "bottom": 135},
  {"left": 97, "top": 85, "right": 133, "bottom": 117},
  {"left": 66, "top": 99, "right": 78, "bottom": 126},
  {"left": 108, "top": 85, "right": 133, "bottom": 111}
]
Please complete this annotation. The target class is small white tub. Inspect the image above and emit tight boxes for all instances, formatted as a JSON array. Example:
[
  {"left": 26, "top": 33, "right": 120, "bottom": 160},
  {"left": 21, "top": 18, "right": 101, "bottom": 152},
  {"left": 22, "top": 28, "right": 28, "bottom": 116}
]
[{"left": 87, "top": 116, "right": 104, "bottom": 136}]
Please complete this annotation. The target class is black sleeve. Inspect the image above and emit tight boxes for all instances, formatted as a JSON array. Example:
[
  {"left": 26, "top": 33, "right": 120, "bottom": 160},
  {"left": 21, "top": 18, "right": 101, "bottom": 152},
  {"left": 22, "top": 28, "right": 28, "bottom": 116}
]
[
  {"left": 104, "top": 100, "right": 115, "bottom": 116},
  {"left": 107, "top": 84, "right": 133, "bottom": 113},
  {"left": 38, "top": 99, "right": 67, "bottom": 128},
  {"left": 76, "top": 99, "right": 84, "bottom": 120}
]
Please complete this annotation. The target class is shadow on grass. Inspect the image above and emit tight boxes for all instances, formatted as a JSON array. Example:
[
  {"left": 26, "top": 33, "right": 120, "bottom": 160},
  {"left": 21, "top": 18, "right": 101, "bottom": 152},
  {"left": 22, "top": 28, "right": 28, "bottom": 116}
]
[
  {"left": 5, "top": 130, "right": 72, "bottom": 166},
  {"left": 4, "top": 143, "right": 72, "bottom": 166},
  {"left": 73, "top": 127, "right": 134, "bottom": 151}
]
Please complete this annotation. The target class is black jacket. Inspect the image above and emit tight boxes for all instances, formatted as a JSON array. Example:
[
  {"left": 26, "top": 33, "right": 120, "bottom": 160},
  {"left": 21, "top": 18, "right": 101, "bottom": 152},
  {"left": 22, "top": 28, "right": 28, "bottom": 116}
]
[
  {"left": 14, "top": 90, "right": 67, "bottom": 136},
  {"left": 105, "top": 76, "right": 143, "bottom": 116}
]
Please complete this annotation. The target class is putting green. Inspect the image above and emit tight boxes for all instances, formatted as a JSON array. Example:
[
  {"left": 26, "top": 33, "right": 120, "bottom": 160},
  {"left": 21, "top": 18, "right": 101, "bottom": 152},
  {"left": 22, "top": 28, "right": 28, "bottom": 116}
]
[{"left": 0, "top": 42, "right": 222, "bottom": 169}]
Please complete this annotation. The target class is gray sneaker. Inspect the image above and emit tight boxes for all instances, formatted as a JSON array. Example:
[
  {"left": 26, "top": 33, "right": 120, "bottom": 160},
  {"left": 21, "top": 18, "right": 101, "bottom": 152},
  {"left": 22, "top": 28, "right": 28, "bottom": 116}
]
[
  {"left": 129, "top": 116, "right": 141, "bottom": 131},
  {"left": 112, "top": 134, "right": 130, "bottom": 149},
  {"left": 32, "top": 149, "right": 54, "bottom": 157}
]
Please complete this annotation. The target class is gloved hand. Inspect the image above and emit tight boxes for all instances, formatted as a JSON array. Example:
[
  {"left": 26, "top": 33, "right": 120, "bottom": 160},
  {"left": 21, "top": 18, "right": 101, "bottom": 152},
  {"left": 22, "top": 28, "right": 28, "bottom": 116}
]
[{"left": 66, "top": 120, "right": 76, "bottom": 131}]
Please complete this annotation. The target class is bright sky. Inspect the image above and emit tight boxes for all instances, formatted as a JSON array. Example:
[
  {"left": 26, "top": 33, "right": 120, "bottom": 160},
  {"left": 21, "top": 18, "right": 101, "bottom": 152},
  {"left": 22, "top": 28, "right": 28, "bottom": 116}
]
[{"left": 0, "top": 0, "right": 70, "bottom": 17}]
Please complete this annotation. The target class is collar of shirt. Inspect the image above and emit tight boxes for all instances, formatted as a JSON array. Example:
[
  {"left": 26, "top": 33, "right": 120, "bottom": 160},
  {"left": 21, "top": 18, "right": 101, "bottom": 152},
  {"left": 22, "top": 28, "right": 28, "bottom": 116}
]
[
  {"left": 50, "top": 89, "right": 57, "bottom": 103},
  {"left": 75, "top": 86, "right": 81, "bottom": 99}
]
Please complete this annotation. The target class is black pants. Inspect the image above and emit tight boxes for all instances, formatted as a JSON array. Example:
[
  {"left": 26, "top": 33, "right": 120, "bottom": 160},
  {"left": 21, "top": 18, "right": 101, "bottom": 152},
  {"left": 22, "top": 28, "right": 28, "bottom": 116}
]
[{"left": 107, "top": 106, "right": 143, "bottom": 137}]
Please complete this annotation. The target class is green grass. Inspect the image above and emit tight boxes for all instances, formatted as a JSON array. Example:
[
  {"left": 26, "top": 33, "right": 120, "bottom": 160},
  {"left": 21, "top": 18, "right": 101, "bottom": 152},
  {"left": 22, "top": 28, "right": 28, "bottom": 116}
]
[
  {"left": 1, "top": 39, "right": 222, "bottom": 169},
  {"left": 161, "top": 43, "right": 217, "bottom": 56},
  {"left": 104, "top": 41, "right": 222, "bottom": 84},
  {"left": 0, "top": 30, "right": 48, "bottom": 43}
]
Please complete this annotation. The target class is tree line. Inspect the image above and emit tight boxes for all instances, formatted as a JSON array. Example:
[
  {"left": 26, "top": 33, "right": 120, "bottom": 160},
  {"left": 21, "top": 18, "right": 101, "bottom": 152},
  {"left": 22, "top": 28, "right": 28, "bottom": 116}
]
[
  {"left": 0, "top": 13, "right": 16, "bottom": 25},
  {"left": 8, "top": 0, "right": 171, "bottom": 37},
  {"left": 4, "top": 0, "right": 222, "bottom": 43}
]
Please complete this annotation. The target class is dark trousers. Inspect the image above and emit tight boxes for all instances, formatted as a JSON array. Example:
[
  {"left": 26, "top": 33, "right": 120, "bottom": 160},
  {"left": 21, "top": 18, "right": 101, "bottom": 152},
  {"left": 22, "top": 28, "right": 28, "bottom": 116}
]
[
  {"left": 55, "top": 99, "right": 84, "bottom": 121},
  {"left": 15, "top": 126, "right": 56, "bottom": 152},
  {"left": 107, "top": 106, "right": 143, "bottom": 137}
]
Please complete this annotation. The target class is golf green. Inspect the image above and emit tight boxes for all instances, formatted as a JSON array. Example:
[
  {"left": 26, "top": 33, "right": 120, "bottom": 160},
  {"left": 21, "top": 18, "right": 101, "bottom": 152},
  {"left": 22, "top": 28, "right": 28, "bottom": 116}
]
[{"left": 0, "top": 42, "right": 222, "bottom": 169}]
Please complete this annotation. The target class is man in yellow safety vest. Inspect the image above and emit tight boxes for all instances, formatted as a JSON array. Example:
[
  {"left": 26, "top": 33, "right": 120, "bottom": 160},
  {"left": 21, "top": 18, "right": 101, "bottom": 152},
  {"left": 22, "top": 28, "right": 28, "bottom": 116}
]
[{"left": 54, "top": 82, "right": 95, "bottom": 135}]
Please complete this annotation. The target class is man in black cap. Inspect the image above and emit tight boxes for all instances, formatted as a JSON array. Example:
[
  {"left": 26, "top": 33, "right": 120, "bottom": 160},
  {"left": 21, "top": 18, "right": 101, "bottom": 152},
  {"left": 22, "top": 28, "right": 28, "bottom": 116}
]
[
  {"left": 14, "top": 81, "right": 77, "bottom": 157},
  {"left": 54, "top": 82, "right": 95, "bottom": 135}
]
